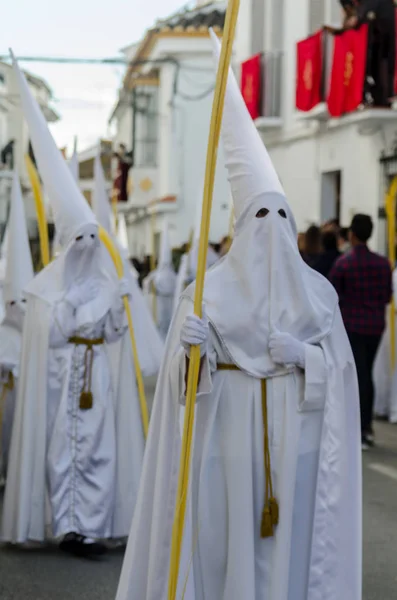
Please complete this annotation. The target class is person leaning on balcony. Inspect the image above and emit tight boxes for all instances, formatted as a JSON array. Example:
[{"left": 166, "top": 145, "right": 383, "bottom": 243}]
[{"left": 344, "top": 0, "right": 396, "bottom": 107}]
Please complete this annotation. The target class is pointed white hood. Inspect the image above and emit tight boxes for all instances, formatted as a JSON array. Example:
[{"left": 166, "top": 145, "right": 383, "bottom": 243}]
[
  {"left": 182, "top": 31, "right": 338, "bottom": 378},
  {"left": 93, "top": 150, "right": 113, "bottom": 234},
  {"left": 0, "top": 226, "right": 9, "bottom": 281},
  {"left": 188, "top": 190, "right": 219, "bottom": 279},
  {"left": 10, "top": 51, "right": 96, "bottom": 248},
  {"left": 3, "top": 170, "right": 34, "bottom": 305},
  {"left": 117, "top": 213, "right": 131, "bottom": 259},
  {"left": 154, "top": 220, "right": 176, "bottom": 297},
  {"left": 11, "top": 52, "right": 116, "bottom": 326},
  {"left": 208, "top": 30, "right": 284, "bottom": 219},
  {"left": 158, "top": 220, "right": 172, "bottom": 269},
  {"left": 68, "top": 149, "right": 79, "bottom": 183}
]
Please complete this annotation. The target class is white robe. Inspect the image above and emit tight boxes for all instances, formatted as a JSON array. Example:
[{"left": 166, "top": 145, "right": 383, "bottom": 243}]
[
  {"left": 373, "top": 269, "right": 397, "bottom": 423},
  {"left": 46, "top": 299, "right": 126, "bottom": 538},
  {"left": 0, "top": 323, "right": 22, "bottom": 478},
  {"left": 2, "top": 286, "right": 144, "bottom": 543},
  {"left": 373, "top": 311, "right": 397, "bottom": 423},
  {"left": 144, "top": 267, "right": 177, "bottom": 340},
  {"left": 116, "top": 297, "right": 362, "bottom": 600}
]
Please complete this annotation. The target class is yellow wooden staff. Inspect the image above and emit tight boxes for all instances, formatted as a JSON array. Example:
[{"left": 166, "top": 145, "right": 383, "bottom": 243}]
[
  {"left": 167, "top": 4, "right": 240, "bottom": 598},
  {"left": 386, "top": 176, "right": 397, "bottom": 372},
  {"left": 25, "top": 154, "right": 50, "bottom": 267},
  {"left": 99, "top": 226, "right": 149, "bottom": 438}
]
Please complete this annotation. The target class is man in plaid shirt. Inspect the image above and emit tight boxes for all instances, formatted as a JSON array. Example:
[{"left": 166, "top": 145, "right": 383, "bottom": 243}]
[{"left": 329, "top": 214, "right": 392, "bottom": 449}]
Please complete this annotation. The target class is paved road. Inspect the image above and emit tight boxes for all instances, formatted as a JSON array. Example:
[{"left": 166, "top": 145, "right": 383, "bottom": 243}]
[{"left": 0, "top": 404, "right": 396, "bottom": 599}]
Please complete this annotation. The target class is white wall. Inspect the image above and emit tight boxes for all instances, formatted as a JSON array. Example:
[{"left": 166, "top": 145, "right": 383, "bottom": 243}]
[
  {"left": 266, "top": 122, "right": 389, "bottom": 251},
  {"left": 128, "top": 35, "right": 232, "bottom": 254}
]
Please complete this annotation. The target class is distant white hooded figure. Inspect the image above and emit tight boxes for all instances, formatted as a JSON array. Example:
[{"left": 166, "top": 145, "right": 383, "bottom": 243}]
[
  {"left": 143, "top": 221, "right": 176, "bottom": 340},
  {"left": 2, "top": 53, "right": 134, "bottom": 558},
  {"left": 174, "top": 197, "right": 220, "bottom": 312},
  {"left": 92, "top": 150, "right": 163, "bottom": 379},
  {"left": 0, "top": 170, "right": 34, "bottom": 479},
  {"left": 373, "top": 267, "right": 397, "bottom": 423},
  {"left": 116, "top": 30, "right": 361, "bottom": 600}
]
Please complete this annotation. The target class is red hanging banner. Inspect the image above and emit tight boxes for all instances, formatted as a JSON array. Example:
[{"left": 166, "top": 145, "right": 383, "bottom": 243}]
[
  {"left": 241, "top": 54, "right": 262, "bottom": 120},
  {"left": 296, "top": 31, "right": 323, "bottom": 112},
  {"left": 327, "top": 25, "right": 368, "bottom": 118}
]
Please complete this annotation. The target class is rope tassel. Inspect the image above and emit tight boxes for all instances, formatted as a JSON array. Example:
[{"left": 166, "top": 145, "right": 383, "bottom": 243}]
[{"left": 261, "top": 379, "right": 279, "bottom": 538}]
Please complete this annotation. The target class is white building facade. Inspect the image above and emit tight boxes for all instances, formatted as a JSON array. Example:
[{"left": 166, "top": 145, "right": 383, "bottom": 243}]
[
  {"left": 109, "top": 1, "right": 231, "bottom": 259},
  {"left": 234, "top": 0, "right": 397, "bottom": 253}
]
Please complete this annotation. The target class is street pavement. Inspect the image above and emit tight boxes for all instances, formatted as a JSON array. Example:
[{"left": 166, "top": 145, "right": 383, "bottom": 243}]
[{"left": 0, "top": 392, "right": 396, "bottom": 599}]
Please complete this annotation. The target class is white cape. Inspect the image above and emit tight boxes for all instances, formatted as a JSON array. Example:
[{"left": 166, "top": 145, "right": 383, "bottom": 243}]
[
  {"left": 2, "top": 256, "right": 146, "bottom": 542},
  {"left": 116, "top": 296, "right": 361, "bottom": 600}
]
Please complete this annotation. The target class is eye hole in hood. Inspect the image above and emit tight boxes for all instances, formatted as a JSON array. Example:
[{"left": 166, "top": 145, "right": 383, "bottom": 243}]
[{"left": 256, "top": 208, "right": 269, "bottom": 219}]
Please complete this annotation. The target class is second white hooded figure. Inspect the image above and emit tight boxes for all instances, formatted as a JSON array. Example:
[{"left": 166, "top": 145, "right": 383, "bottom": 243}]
[
  {"left": 2, "top": 54, "right": 136, "bottom": 557},
  {"left": 0, "top": 170, "right": 34, "bottom": 480}
]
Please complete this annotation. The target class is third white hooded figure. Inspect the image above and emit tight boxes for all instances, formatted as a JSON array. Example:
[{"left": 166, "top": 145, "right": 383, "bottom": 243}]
[
  {"left": 2, "top": 53, "right": 134, "bottom": 557},
  {"left": 116, "top": 30, "right": 362, "bottom": 600},
  {"left": 92, "top": 150, "right": 163, "bottom": 381},
  {"left": 373, "top": 267, "right": 397, "bottom": 423},
  {"left": 0, "top": 170, "right": 34, "bottom": 479},
  {"left": 173, "top": 195, "right": 219, "bottom": 312},
  {"left": 143, "top": 221, "right": 176, "bottom": 340}
]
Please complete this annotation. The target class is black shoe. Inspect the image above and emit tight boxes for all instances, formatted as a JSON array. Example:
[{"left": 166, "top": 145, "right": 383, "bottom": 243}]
[{"left": 59, "top": 532, "right": 107, "bottom": 558}]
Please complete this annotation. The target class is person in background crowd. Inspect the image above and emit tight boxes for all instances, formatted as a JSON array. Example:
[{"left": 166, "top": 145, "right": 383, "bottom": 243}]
[
  {"left": 297, "top": 232, "right": 306, "bottom": 256},
  {"left": 322, "top": 218, "right": 340, "bottom": 234},
  {"left": 313, "top": 231, "right": 341, "bottom": 278},
  {"left": 338, "top": 227, "right": 350, "bottom": 253},
  {"left": 329, "top": 214, "right": 392, "bottom": 450},
  {"left": 302, "top": 224, "right": 322, "bottom": 267}
]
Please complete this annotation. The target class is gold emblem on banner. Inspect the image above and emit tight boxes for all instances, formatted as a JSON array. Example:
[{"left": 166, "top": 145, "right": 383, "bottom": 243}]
[
  {"left": 344, "top": 52, "right": 354, "bottom": 87},
  {"left": 243, "top": 74, "right": 254, "bottom": 104},
  {"left": 303, "top": 59, "right": 313, "bottom": 91},
  {"left": 140, "top": 177, "right": 153, "bottom": 192}
]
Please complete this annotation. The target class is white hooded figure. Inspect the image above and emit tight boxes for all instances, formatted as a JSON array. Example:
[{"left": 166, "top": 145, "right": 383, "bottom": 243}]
[
  {"left": 0, "top": 225, "right": 9, "bottom": 323},
  {"left": 2, "top": 53, "right": 134, "bottom": 557},
  {"left": 143, "top": 221, "right": 176, "bottom": 340},
  {"left": 116, "top": 30, "right": 361, "bottom": 600},
  {"left": 173, "top": 199, "right": 219, "bottom": 312},
  {"left": 92, "top": 151, "right": 163, "bottom": 378},
  {"left": 373, "top": 268, "right": 397, "bottom": 423},
  {"left": 0, "top": 170, "right": 34, "bottom": 479}
]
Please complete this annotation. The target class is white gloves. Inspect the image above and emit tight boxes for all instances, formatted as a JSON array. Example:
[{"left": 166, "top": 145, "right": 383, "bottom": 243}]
[
  {"left": 269, "top": 331, "right": 305, "bottom": 369},
  {"left": 180, "top": 308, "right": 209, "bottom": 357},
  {"left": 65, "top": 280, "right": 98, "bottom": 310}
]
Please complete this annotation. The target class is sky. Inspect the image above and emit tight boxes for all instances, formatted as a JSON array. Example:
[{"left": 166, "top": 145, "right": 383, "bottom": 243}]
[{"left": 2, "top": 0, "right": 190, "bottom": 155}]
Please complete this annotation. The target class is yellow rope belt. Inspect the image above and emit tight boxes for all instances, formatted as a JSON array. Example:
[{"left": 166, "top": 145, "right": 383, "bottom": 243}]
[
  {"left": 217, "top": 363, "right": 279, "bottom": 538},
  {"left": 68, "top": 337, "right": 104, "bottom": 410}
]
